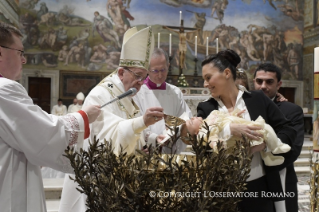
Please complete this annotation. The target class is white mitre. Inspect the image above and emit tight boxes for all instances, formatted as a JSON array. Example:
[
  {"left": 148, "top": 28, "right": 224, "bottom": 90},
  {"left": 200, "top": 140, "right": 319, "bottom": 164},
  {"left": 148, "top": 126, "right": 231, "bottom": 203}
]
[
  {"left": 119, "top": 26, "right": 154, "bottom": 71},
  {"left": 76, "top": 92, "right": 85, "bottom": 100}
]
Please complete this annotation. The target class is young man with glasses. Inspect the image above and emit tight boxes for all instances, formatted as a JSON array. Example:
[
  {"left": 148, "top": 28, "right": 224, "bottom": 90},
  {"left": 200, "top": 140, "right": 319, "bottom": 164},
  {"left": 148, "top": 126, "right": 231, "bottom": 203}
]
[
  {"left": 59, "top": 27, "right": 165, "bottom": 212},
  {"left": 253, "top": 63, "right": 304, "bottom": 212},
  {"left": 133, "top": 48, "right": 192, "bottom": 154},
  {"left": 0, "top": 22, "right": 101, "bottom": 212}
]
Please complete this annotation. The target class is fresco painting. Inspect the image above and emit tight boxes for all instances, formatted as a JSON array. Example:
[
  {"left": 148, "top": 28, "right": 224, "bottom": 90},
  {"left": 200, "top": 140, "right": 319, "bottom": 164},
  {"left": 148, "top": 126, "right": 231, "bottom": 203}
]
[{"left": 19, "top": 0, "right": 304, "bottom": 80}]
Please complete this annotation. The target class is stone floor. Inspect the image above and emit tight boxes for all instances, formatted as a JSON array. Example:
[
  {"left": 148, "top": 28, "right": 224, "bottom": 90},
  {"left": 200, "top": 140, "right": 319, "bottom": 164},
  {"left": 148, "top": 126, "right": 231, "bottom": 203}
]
[{"left": 298, "top": 174, "right": 310, "bottom": 212}]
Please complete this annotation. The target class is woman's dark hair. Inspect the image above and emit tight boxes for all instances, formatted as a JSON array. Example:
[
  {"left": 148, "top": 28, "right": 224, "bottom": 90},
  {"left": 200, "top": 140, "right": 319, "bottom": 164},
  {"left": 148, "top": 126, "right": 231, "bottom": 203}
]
[{"left": 201, "top": 49, "right": 241, "bottom": 81}]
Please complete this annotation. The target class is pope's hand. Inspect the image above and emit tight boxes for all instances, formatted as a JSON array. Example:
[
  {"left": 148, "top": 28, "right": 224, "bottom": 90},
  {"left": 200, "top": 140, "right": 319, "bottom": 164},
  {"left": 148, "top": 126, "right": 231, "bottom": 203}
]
[
  {"left": 156, "top": 134, "right": 168, "bottom": 145},
  {"left": 143, "top": 107, "right": 164, "bottom": 127},
  {"left": 82, "top": 105, "right": 101, "bottom": 123}
]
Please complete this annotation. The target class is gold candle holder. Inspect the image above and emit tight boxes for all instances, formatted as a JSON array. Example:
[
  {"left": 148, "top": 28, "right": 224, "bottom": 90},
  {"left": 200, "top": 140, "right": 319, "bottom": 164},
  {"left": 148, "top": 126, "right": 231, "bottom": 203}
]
[{"left": 311, "top": 120, "right": 319, "bottom": 212}]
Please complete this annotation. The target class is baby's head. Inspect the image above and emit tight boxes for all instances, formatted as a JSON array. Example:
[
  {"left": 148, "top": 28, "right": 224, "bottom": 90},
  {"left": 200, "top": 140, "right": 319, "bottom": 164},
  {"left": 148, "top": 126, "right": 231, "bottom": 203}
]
[{"left": 185, "top": 117, "right": 203, "bottom": 135}]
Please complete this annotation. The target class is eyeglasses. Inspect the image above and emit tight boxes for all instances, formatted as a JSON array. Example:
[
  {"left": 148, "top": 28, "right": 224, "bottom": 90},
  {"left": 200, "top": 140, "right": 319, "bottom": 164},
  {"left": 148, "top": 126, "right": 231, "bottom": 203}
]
[
  {"left": 0, "top": 45, "right": 25, "bottom": 57},
  {"left": 255, "top": 78, "right": 275, "bottom": 85},
  {"left": 150, "top": 68, "right": 167, "bottom": 74},
  {"left": 125, "top": 67, "right": 147, "bottom": 82}
]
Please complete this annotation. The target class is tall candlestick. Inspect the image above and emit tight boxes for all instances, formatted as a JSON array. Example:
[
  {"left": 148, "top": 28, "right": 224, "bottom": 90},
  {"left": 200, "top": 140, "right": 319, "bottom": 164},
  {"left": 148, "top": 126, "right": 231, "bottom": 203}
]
[
  {"left": 180, "top": 11, "right": 182, "bottom": 25},
  {"left": 169, "top": 33, "right": 172, "bottom": 56},
  {"left": 315, "top": 47, "right": 319, "bottom": 73},
  {"left": 206, "top": 37, "right": 209, "bottom": 56},
  {"left": 216, "top": 38, "right": 219, "bottom": 53},
  {"left": 158, "top": 33, "right": 160, "bottom": 48},
  {"left": 195, "top": 36, "right": 197, "bottom": 58}
]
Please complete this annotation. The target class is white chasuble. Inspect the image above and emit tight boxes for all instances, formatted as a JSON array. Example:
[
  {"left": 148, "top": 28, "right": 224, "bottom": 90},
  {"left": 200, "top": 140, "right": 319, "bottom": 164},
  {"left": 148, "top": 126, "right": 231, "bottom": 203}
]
[{"left": 59, "top": 73, "right": 147, "bottom": 212}]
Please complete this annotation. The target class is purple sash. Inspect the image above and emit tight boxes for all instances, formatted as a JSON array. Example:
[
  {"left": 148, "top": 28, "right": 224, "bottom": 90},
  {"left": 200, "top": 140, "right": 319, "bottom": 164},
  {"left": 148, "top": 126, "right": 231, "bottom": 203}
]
[{"left": 144, "top": 76, "right": 166, "bottom": 90}]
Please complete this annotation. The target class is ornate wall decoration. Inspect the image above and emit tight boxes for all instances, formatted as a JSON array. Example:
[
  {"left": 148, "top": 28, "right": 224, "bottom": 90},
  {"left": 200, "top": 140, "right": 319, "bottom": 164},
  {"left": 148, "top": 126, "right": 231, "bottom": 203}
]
[{"left": 17, "top": 0, "right": 305, "bottom": 81}]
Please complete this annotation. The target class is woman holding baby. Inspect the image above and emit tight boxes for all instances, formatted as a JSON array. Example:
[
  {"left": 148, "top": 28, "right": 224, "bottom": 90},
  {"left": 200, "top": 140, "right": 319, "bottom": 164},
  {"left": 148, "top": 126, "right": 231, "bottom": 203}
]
[{"left": 195, "top": 49, "right": 296, "bottom": 212}]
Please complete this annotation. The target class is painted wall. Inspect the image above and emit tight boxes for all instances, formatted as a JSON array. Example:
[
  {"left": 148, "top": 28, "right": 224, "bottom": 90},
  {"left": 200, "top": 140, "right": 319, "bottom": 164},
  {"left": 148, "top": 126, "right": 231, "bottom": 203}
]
[{"left": 19, "top": 0, "right": 304, "bottom": 80}]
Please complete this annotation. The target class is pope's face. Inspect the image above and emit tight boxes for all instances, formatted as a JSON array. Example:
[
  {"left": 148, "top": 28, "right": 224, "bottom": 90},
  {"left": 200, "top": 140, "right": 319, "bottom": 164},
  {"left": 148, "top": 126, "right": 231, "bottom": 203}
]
[{"left": 119, "top": 67, "right": 147, "bottom": 94}]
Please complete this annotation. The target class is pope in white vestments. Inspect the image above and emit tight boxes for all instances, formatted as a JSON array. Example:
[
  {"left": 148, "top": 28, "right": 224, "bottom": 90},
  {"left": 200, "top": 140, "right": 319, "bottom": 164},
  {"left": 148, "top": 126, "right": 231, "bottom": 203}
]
[{"left": 59, "top": 26, "right": 165, "bottom": 212}]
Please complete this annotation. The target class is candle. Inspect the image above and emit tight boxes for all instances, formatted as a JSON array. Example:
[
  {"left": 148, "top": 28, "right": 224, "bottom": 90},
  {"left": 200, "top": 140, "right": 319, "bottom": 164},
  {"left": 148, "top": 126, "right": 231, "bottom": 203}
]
[
  {"left": 169, "top": 33, "right": 172, "bottom": 56},
  {"left": 206, "top": 37, "right": 209, "bottom": 56},
  {"left": 216, "top": 38, "right": 219, "bottom": 53},
  {"left": 180, "top": 11, "right": 182, "bottom": 24},
  {"left": 315, "top": 47, "right": 319, "bottom": 73},
  {"left": 195, "top": 36, "right": 197, "bottom": 58},
  {"left": 158, "top": 33, "right": 160, "bottom": 48}
]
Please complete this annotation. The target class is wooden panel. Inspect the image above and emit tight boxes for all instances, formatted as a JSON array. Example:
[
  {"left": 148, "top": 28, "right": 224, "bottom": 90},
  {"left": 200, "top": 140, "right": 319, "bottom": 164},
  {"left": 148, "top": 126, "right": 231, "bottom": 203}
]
[
  {"left": 59, "top": 71, "right": 106, "bottom": 99},
  {"left": 28, "top": 77, "right": 51, "bottom": 113},
  {"left": 278, "top": 87, "right": 295, "bottom": 104}
]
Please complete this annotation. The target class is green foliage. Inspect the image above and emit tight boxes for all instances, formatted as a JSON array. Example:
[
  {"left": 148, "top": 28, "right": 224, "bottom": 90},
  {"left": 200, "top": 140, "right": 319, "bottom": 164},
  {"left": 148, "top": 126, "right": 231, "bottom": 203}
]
[
  {"left": 309, "top": 150, "right": 319, "bottom": 211},
  {"left": 177, "top": 74, "right": 189, "bottom": 87},
  {"left": 64, "top": 130, "right": 252, "bottom": 212}
]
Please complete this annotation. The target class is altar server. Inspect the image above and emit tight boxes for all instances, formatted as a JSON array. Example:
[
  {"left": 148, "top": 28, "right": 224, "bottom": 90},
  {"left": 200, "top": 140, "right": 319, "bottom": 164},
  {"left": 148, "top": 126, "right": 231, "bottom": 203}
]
[
  {"left": 0, "top": 21, "right": 101, "bottom": 212},
  {"left": 51, "top": 98, "right": 67, "bottom": 116},
  {"left": 133, "top": 48, "right": 192, "bottom": 153},
  {"left": 68, "top": 92, "right": 85, "bottom": 113}
]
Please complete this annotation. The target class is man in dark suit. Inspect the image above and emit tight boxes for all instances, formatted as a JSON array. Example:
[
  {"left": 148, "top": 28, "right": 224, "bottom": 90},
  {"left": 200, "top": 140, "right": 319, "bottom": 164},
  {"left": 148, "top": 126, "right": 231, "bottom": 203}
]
[{"left": 254, "top": 63, "right": 304, "bottom": 212}]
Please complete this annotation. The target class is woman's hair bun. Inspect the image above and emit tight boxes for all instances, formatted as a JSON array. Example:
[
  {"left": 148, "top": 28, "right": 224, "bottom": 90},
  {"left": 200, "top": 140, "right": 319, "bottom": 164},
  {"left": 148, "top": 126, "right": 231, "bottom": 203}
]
[{"left": 217, "top": 49, "right": 241, "bottom": 67}]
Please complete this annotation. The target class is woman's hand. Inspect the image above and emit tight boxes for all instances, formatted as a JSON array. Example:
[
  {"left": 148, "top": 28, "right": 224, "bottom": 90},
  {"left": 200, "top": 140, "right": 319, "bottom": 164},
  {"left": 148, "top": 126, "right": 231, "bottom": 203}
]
[
  {"left": 229, "top": 123, "right": 263, "bottom": 140},
  {"left": 250, "top": 142, "right": 266, "bottom": 154},
  {"left": 236, "top": 109, "right": 246, "bottom": 117},
  {"left": 276, "top": 93, "right": 287, "bottom": 102}
]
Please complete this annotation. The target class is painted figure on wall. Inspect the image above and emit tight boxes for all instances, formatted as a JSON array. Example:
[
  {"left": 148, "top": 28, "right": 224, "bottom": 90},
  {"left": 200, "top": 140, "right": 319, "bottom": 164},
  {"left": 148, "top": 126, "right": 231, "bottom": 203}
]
[
  {"left": 17, "top": 0, "right": 304, "bottom": 80},
  {"left": 211, "top": 0, "right": 228, "bottom": 24},
  {"left": 106, "top": 0, "right": 134, "bottom": 36},
  {"left": 287, "top": 42, "right": 300, "bottom": 79},
  {"left": 277, "top": 0, "right": 303, "bottom": 21},
  {"left": 93, "top": 11, "right": 121, "bottom": 49},
  {"left": 194, "top": 12, "right": 206, "bottom": 45}
]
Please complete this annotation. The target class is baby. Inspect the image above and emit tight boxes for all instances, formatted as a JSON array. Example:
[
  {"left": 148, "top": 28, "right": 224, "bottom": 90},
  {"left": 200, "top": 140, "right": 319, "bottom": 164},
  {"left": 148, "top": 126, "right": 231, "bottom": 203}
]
[{"left": 181, "top": 110, "right": 291, "bottom": 166}]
